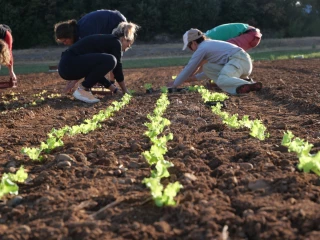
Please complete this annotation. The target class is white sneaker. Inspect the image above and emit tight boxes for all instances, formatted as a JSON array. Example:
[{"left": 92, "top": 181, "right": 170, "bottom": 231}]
[{"left": 73, "top": 88, "right": 100, "bottom": 103}]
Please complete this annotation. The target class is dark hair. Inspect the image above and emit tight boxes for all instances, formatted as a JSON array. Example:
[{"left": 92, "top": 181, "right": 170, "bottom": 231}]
[
  {"left": 195, "top": 36, "right": 205, "bottom": 44},
  {"left": 54, "top": 19, "right": 78, "bottom": 43},
  {"left": 0, "top": 24, "right": 12, "bottom": 33}
]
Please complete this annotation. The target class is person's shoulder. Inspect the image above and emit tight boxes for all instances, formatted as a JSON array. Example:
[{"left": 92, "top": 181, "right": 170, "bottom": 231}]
[
  {"left": 104, "top": 34, "right": 121, "bottom": 44},
  {"left": 95, "top": 9, "right": 115, "bottom": 16},
  {"left": 203, "top": 39, "right": 215, "bottom": 44},
  {"left": 104, "top": 34, "right": 118, "bottom": 39}
]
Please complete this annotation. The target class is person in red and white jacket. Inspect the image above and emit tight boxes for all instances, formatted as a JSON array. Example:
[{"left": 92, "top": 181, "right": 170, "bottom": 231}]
[
  {"left": 0, "top": 24, "right": 17, "bottom": 87},
  {"left": 205, "top": 23, "right": 262, "bottom": 51}
]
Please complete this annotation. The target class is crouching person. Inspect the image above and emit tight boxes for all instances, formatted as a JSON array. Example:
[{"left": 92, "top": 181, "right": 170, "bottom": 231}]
[
  {"left": 58, "top": 22, "right": 139, "bottom": 103},
  {"left": 0, "top": 24, "right": 17, "bottom": 87},
  {"left": 167, "top": 28, "right": 262, "bottom": 95}
]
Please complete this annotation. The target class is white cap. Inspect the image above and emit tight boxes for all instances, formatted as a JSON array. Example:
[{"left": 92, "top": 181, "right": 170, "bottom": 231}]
[{"left": 182, "top": 28, "right": 204, "bottom": 50}]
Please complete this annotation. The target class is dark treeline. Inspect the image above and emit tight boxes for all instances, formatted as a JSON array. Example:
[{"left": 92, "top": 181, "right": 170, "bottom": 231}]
[{"left": 1, "top": 0, "right": 319, "bottom": 48}]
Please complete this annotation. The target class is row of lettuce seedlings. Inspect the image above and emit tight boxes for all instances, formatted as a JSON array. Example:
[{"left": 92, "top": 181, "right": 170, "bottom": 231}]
[
  {"left": 142, "top": 91, "right": 183, "bottom": 207},
  {"left": 281, "top": 131, "right": 320, "bottom": 176},
  {"left": 192, "top": 85, "right": 320, "bottom": 176},
  {"left": 0, "top": 94, "right": 132, "bottom": 199},
  {"left": 21, "top": 93, "right": 132, "bottom": 161},
  {"left": 3, "top": 86, "right": 319, "bottom": 200},
  {"left": 0, "top": 91, "right": 60, "bottom": 198},
  {"left": 193, "top": 85, "right": 269, "bottom": 140},
  {"left": 1, "top": 90, "right": 62, "bottom": 114}
]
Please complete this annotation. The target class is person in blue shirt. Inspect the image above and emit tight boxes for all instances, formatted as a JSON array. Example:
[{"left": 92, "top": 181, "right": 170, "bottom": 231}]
[
  {"left": 58, "top": 22, "right": 140, "bottom": 104},
  {"left": 54, "top": 9, "right": 129, "bottom": 93},
  {"left": 54, "top": 9, "right": 127, "bottom": 46}
]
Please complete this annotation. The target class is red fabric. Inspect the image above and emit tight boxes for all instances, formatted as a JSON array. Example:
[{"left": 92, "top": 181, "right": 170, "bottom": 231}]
[
  {"left": 4, "top": 30, "right": 13, "bottom": 65},
  {"left": 227, "top": 30, "right": 262, "bottom": 51}
]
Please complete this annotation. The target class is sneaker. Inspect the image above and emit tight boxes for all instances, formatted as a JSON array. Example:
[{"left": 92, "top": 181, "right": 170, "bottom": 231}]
[
  {"left": 236, "top": 82, "right": 263, "bottom": 94},
  {"left": 73, "top": 88, "right": 100, "bottom": 103}
]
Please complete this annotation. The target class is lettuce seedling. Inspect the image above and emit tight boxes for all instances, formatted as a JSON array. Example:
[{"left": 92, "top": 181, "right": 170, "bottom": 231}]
[
  {"left": 160, "top": 86, "right": 168, "bottom": 93},
  {"left": 21, "top": 147, "right": 43, "bottom": 161},
  {"left": 144, "top": 83, "right": 153, "bottom": 90},
  {"left": 0, "top": 166, "right": 28, "bottom": 199}
]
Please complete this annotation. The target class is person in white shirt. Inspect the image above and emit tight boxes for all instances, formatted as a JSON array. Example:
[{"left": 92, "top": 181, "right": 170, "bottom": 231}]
[{"left": 167, "top": 28, "right": 262, "bottom": 95}]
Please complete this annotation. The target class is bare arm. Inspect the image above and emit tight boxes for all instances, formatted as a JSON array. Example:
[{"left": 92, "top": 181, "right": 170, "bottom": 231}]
[
  {"left": 117, "top": 81, "right": 130, "bottom": 94},
  {"left": 7, "top": 64, "right": 17, "bottom": 81}
]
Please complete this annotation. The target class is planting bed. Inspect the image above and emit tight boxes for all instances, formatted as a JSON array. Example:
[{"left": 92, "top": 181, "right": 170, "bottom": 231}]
[{"left": 0, "top": 58, "right": 320, "bottom": 239}]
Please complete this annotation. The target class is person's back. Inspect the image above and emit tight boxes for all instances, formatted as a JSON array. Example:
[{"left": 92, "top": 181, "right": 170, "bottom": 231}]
[
  {"left": 78, "top": 10, "right": 127, "bottom": 39},
  {"left": 205, "top": 23, "right": 248, "bottom": 41}
]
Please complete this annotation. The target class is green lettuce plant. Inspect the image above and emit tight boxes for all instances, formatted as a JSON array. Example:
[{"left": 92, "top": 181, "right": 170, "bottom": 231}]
[
  {"left": 142, "top": 93, "right": 182, "bottom": 206},
  {"left": 144, "top": 83, "right": 152, "bottom": 89},
  {"left": 0, "top": 166, "right": 28, "bottom": 199},
  {"left": 282, "top": 131, "right": 320, "bottom": 176},
  {"left": 21, "top": 94, "right": 132, "bottom": 161},
  {"left": 143, "top": 177, "right": 183, "bottom": 207}
]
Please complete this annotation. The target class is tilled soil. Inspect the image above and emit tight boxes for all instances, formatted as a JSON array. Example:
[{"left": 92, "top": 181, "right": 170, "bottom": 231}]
[{"left": 0, "top": 58, "right": 320, "bottom": 240}]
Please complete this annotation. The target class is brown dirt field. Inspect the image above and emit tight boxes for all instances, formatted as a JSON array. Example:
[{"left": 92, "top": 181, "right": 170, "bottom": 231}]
[{"left": 0, "top": 58, "right": 320, "bottom": 240}]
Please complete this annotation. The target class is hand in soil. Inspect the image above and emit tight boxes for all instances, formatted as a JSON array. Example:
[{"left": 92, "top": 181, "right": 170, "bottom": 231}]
[
  {"left": 64, "top": 80, "right": 79, "bottom": 94},
  {"left": 10, "top": 72, "right": 17, "bottom": 81},
  {"left": 109, "top": 84, "right": 119, "bottom": 95},
  {"left": 10, "top": 77, "right": 17, "bottom": 88}
]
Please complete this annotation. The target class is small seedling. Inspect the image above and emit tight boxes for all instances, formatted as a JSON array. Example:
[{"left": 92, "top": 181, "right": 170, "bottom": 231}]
[
  {"left": 160, "top": 86, "right": 168, "bottom": 93},
  {"left": 144, "top": 83, "right": 153, "bottom": 94},
  {"left": 144, "top": 83, "right": 153, "bottom": 90},
  {"left": 128, "top": 89, "right": 135, "bottom": 95}
]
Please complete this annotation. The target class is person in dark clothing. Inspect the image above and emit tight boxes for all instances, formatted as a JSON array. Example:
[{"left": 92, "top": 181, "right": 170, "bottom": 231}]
[
  {"left": 54, "top": 9, "right": 128, "bottom": 93},
  {"left": 0, "top": 24, "right": 17, "bottom": 86},
  {"left": 58, "top": 22, "right": 139, "bottom": 103},
  {"left": 54, "top": 9, "right": 127, "bottom": 46}
]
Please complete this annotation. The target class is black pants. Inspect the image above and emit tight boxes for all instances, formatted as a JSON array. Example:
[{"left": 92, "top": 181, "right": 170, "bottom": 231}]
[{"left": 58, "top": 52, "right": 117, "bottom": 88}]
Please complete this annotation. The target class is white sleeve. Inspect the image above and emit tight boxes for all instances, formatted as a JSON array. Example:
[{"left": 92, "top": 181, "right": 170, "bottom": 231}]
[
  {"left": 173, "top": 48, "right": 205, "bottom": 87},
  {"left": 195, "top": 72, "right": 208, "bottom": 81}
]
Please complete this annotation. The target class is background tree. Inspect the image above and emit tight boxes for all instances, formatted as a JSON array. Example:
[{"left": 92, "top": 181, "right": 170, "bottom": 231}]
[{"left": 0, "top": 0, "right": 319, "bottom": 48}]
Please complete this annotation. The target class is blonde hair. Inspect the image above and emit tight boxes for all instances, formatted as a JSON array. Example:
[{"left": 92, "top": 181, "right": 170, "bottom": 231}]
[
  {"left": 0, "top": 39, "right": 10, "bottom": 66},
  {"left": 112, "top": 22, "right": 140, "bottom": 42}
]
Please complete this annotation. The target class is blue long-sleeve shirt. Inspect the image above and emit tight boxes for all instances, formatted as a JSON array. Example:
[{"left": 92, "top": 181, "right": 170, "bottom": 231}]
[{"left": 78, "top": 10, "right": 127, "bottom": 40}]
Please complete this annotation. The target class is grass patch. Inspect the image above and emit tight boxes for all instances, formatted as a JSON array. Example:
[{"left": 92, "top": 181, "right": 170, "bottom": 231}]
[
  {"left": 1, "top": 49, "right": 319, "bottom": 76},
  {"left": 0, "top": 64, "right": 50, "bottom": 76},
  {"left": 250, "top": 49, "right": 320, "bottom": 61},
  {"left": 122, "top": 57, "right": 189, "bottom": 68}
]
